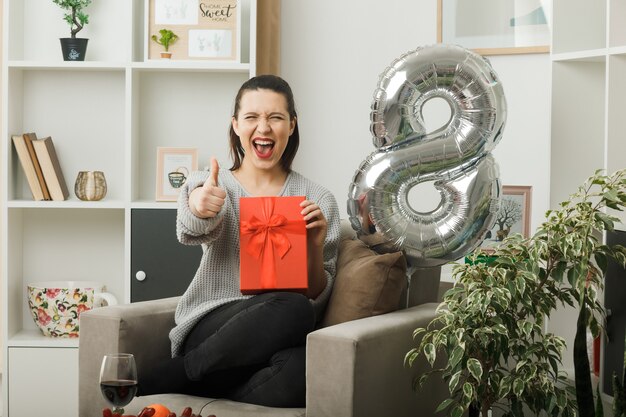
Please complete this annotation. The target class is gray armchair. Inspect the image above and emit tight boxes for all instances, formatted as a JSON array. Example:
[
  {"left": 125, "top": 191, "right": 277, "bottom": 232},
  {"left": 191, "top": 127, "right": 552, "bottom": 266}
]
[
  {"left": 79, "top": 221, "right": 448, "bottom": 417},
  {"left": 79, "top": 274, "right": 447, "bottom": 417}
]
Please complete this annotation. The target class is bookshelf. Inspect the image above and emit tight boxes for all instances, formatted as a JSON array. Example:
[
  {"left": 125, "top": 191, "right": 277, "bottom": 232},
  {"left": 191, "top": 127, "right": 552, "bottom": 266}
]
[
  {"left": 1, "top": 0, "right": 257, "bottom": 415},
  {"left": 548, "top": 0, "right": 626, "bottom": 403}
]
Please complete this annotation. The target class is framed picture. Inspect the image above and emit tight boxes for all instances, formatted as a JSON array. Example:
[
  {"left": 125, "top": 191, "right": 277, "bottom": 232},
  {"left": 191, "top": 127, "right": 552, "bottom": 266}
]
[
  {"left": 146, "top": 0, "right": 241, "bottom": 61},
  {"left": 437, "top": 0, "right": 550, "bottom": 56},
  {"left": 156, "top": 147, "right": 198, "bottom": 202},
  {"left": 480, "top": 185, "right": 532, "bottom": 251}
]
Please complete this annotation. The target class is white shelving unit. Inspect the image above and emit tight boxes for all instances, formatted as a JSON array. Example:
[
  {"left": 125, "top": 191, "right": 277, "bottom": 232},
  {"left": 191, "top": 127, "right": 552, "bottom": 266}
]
[
  {"left": 550, "top": 0, "right": 626, "bottom": 213},
  {"left": 549, "top": 0, "right": 626, "bottom": 402},
  {"left": 1, "top": 1, "right": 256, "bottom": 415}
]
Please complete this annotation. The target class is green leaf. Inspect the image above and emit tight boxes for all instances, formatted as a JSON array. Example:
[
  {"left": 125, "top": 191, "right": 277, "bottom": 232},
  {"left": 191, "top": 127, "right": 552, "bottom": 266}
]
[
  {"left": 451, "top": 404, "right": 465, "bottom": 417},
  {"left": 595, "top": 212, "right": 615, "bottom": 231},
  {"left": 549, "top": 357, "right": 560, "bottom": 377},
  {"left": 548, "top": 394, "right": 557, "bottom": 413},
  {"left": 551, "top": 261, "right": 567, "bottom": 282},
  {"left": 516, "top": 275, "right": 526, "bottom": 296},
  {"left": 518, "top": 320, "right": 533, "bottom": 337},
  {"left": 498, "top": 376, "right": 512, "bottom": 397},
  {"left": 462, "top": 382, "right": 473, "bottom": 397},
  {"left": 413, "top": 373, "right": 430, "bottom": 391},
  {"left": 435, "top": 398, "right": 455, "bottom": 413},
  {"left": 476, "top": 331, "right": 489, "bottom": 346},
  {"left": 567, "top": 267, "right": 578, "bottom": 287},
  {"left": 455, "top": 328, "right": 466, "bottom": 343},
  {"left": 607, "top": 201, "right": 621, "bottom": 210},
  {"left": 424, "top": 343, "right": 436, "bottom": 366},
  {"left": 604, "top": 189, "right": 620, "bottom": 203},
  {"left": 594, "top": 252, "right": 608, "bottom": 273},
  {"left": 412, "top": 328, "right": 426, "bottom": 339},
  {"left": 405, "top": 350, "right": 418, "bottom": 367},
  {"left": 449, "top": 345, "right": 465, "bottom": 370},
  {"left": 493, "top": 324, "right": 508, "bottom": 336},
  {"left": 467, "top": 358, "right": 483, "bottom": 381},
  {"left": 507, "top": 279, "right": 517, "bottom": 297},
  {"left": 513, "top": 378, "right": 525, "bottom": 396},
  {"left": 449, "top": 371, "right": 462, "bottom": 394},
  {"left": 515, "top": 359, "right": 528, "bottom": 373}
]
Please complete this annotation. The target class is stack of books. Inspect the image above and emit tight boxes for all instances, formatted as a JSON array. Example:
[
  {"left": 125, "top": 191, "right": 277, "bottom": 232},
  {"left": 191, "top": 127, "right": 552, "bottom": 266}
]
[{"left": 12, "top": 132, "right": 70, "bottom": 201}]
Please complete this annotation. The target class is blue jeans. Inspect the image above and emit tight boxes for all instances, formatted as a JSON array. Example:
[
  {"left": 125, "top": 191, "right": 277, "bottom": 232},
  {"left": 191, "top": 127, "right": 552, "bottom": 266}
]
[{"left": 140, "top": 292, "right": 315, "bottom": 408}]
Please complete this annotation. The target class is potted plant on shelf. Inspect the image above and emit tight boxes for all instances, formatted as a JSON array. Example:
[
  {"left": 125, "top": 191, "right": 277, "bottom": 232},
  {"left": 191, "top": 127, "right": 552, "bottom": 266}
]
[
  {"left": 53, "top": 0, "right": 92, "bottom": 61},
  {"left": 151, "top": 29, "right": 179, "bottom": 59},
  {"left": 407, "top": 168, "right": 626, "bottom": 417}
]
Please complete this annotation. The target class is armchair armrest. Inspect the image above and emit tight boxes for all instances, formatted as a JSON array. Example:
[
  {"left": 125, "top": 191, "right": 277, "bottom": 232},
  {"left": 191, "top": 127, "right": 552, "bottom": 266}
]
[
  {"left": 306, "top": 303, "right": 446, "bottom": 417},
  {"left": 78, "top": 297, "right": 180, "bottom": 417}
]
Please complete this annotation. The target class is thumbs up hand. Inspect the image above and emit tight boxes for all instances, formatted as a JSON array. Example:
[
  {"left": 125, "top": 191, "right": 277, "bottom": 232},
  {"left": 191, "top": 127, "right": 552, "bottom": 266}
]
[
  {"left": 189, "top": 157, "right": 227, "bottom": 218},
  {"left": 208, "top": 157, "right": 220, "bottom": 187}
]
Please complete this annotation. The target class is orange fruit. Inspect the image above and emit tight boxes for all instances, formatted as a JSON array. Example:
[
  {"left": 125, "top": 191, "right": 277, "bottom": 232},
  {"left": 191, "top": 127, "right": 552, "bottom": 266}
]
[{"left": 146, "top": 404, "right": 170, "bottom": 417}]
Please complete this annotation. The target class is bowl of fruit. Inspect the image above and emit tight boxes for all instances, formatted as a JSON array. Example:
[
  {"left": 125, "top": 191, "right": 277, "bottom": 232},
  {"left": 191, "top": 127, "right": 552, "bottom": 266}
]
[{"left": 102, "top": 404, "right": 216, "bottom": 417}]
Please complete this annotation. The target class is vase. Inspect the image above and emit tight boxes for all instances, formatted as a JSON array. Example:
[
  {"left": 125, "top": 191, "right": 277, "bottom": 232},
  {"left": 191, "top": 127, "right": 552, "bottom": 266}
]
[
  {"left": 75, "top": 171, "right": 107, "bottom": 201},
  {"left": 60, "top": 38, "right": 89, "bottom": 61}
]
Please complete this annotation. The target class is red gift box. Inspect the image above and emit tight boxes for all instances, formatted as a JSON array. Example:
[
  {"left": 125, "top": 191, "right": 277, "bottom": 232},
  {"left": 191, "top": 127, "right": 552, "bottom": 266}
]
[{"left": 239, "top": 196, "right": 308, "bottom": 294}]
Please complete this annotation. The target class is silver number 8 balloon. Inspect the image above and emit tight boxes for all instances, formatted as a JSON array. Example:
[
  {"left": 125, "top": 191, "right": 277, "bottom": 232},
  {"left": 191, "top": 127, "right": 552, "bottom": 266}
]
[{"left": 348, "top": 44, "right": 506, "bottom": 268}]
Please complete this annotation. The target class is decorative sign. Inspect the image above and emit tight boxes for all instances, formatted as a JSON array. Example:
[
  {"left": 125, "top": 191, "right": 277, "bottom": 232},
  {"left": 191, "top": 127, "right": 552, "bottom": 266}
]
[{"left": 147, "top": 0, "right": 240, "bottom": 61}]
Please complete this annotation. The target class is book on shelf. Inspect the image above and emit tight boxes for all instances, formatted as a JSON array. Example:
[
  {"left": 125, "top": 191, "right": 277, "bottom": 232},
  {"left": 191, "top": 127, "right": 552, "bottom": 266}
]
[
  {"left": 32, "top": 136, "right": 70, "bottom": 201},
  {"left": 12, "top": 135, "right": 46, "bottom": 201},
  {"left": 23, "top": 132, "right": 51, "bottom": 200}
]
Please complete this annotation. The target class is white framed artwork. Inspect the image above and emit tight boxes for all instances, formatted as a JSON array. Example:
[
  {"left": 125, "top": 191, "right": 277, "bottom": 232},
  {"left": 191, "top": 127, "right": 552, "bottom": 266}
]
[
  {"left": 155, "top": 147, "right": 199, "bottom": 202},
  {"left": 188, "top": 29, "right": 233, "bottom": 58}
]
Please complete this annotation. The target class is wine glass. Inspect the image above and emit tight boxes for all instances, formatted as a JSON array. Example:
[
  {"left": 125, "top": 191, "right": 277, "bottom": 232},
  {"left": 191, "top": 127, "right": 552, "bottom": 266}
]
[{"left": 99, "top": 353, "right": 138, "bottom": 414}]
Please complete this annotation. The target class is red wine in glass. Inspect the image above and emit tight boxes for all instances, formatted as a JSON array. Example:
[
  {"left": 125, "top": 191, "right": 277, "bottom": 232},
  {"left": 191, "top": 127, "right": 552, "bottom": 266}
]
[
  {"left": 100, "top": 379, "right": 138, "bottom": 408},
  {"left": 99, "top": 353, "right": 137, "bottom": 414}
]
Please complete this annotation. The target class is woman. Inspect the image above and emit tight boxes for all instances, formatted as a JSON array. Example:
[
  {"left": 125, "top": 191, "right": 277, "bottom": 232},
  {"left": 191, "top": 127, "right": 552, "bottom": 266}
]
[{"left": 139, "top": 75, "right": 341, "bottom": 408}]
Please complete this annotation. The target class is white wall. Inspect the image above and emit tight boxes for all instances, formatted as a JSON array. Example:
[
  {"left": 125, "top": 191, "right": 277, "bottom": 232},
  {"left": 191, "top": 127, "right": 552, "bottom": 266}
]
[{"left": 280, "top": 0, "right": 552, "bottom": 240}]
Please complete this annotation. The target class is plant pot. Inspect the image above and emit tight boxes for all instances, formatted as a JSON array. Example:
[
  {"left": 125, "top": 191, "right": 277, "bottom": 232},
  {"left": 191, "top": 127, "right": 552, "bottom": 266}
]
[
  {"left": 160, "top": 51, "right": 172, "bottom": 59},
  {"left": 60, "top": 38, "right": 88, "bottom": 61}
]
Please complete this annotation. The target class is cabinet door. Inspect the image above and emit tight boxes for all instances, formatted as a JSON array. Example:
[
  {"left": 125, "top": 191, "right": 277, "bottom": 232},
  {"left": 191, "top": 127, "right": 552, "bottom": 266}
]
[
  {"left": 131, "top": 209, "right": 202, "bottom": 302},
  {"left": 603, "top": 229, "right": 626, "bottom": 395},
  {"left": 9, "top": 347, "right": 79, "bottom": 417}
]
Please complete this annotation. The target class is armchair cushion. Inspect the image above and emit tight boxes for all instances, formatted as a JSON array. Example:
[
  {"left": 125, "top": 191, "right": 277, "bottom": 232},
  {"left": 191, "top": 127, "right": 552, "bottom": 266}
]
[{"left": 321, "top": 238, "right": 407, "bottom": 327}]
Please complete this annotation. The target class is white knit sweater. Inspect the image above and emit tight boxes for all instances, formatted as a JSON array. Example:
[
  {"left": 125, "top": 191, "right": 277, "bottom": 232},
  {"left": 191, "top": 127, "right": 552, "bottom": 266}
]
[{"left": 169, "top": 168, "right": 341, "bottom": 357}]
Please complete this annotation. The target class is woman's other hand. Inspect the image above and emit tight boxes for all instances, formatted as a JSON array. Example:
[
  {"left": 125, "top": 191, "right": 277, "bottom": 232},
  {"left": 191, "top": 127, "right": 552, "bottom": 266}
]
[
  {"left": 300, "top": 200, "right": 327, "bottom": 248},
  {"left": 189, "top": 158, "right": 227, "bottom": 218},
  {"left": 300, "top": 199, "right": 328, "bottom": 298}
]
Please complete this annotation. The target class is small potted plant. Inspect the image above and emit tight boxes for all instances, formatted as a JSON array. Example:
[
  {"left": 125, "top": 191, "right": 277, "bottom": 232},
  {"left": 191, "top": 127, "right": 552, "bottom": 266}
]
[
  {"left": 151, "top": 29, "right": 179, "bottom": 59},
  {"left": 53, "top": 0, "right": 92, "bottom": 61}
]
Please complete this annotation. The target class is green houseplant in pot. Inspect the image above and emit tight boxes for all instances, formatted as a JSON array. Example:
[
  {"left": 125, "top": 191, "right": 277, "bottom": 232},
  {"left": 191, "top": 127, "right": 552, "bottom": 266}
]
[
  {"left": 541, "top": 170, "right": 626, "bottom": 417},
  {"left": 407, "top": 168, "right": 626, "bottom": 417},
  {"left": 53, "top": 0, "right": 92, "bottom": 61},
  {"left": 151, "top": 29, "right": 179, "bottom": 59}
]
